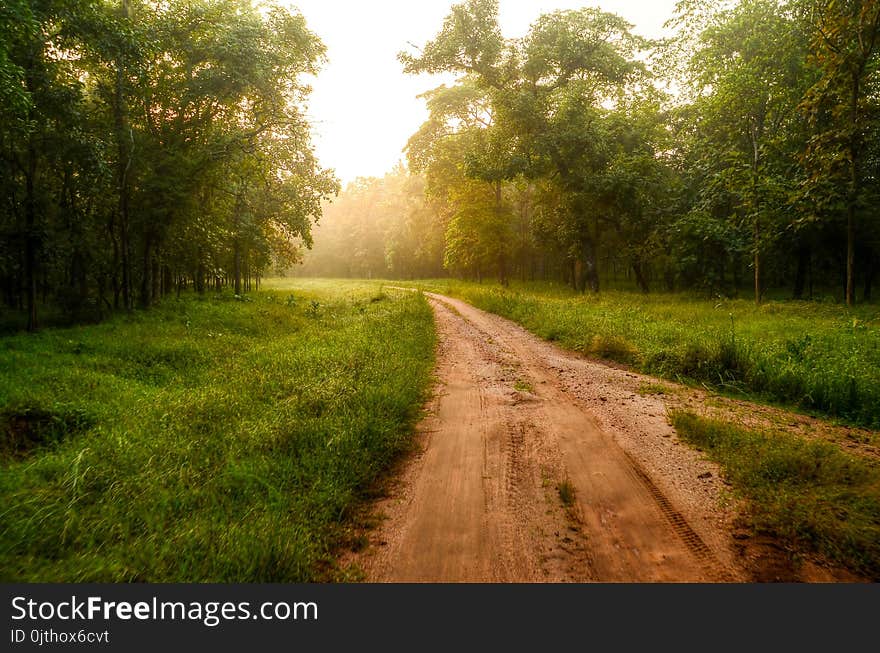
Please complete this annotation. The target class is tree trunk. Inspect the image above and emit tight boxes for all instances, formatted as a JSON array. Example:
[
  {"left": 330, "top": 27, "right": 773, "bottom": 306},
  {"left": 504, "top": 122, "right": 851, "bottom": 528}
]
[
  {"left": 163, "top": 265, "right": 171, "bottom": 297},
  {"left": 24, "top": 140, "right": 38, "bottom": 332},
  {"left": 196, "top": 259, "right": 205, "bottom": 294},
  {"left": 233, "top": 239, "right": 242, "bottom": 296},
  {"left": 120, "top": 208, "right": 131, "bottom": 310},
  {"left": 754, "top": 220, "right": 761, "bottom": 305},
  {"left": 573, "top": 259, "right": 584, "bottom": 293},
  {"left": 793, "top": 243, "right": 810, "bottom": 300},
  {"left": 151, "top": 254, "right": 160, "bottom": 301},
  {"left": 115, "top": 0, "right": 133, "bottom": 311},
  {"left": 582, "top": 237, "right": 599, "bottom": 293},
  {"left": 751, "top": 127, "right": 762, "bottom": 306},
  {"left": 632, "top": 261, "right": 649, "bottom": 293},
  {"left": 498, "top": 254, "right": 508, "bottom": 287},
  {"left": 846, "top": 209, "right": 855, "bottom": 306},
  {"left": 494, "top": 180, "right": 509, "bottom": 286},
  {"left": 139, "top": 235, "right": 153, "bottom": 308},
  {"left": 846, "top": 71, "right": 860, "bottom": 307},
  {"left": 109, "top": 210, "right": 121, "bottom": 309}
]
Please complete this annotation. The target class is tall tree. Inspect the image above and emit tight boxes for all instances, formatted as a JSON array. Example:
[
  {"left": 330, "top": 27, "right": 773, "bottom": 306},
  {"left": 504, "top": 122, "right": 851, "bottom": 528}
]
[
  {"left": 800, "top": 0, "right": 880, "bottom": 305},
  {"left": 402, "top": 0, "right": 648, "bottom": 292},
  {"left": 671, "top": 0, "right": 811, "bottom": 303}
]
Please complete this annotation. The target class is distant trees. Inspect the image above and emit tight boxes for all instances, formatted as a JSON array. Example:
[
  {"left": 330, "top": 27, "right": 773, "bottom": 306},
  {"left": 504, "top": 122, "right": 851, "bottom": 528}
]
[
  {"left": 0, "top": 0, "right": 336, "bottom": 330},
  {"left": 401, "top": 1, "right": 652, "bottom": 292},
  {"left": 5, "top": 0, "right": 878, "bottom": 311},
  {"left": 670, "top": 0, "right": 812, "bottom": 303},
  {"left": 296, "top": 168, "right": 445, "bottom": 280},
  {"left": 304, "top": 0, "right": 878, "bottom": 303}
]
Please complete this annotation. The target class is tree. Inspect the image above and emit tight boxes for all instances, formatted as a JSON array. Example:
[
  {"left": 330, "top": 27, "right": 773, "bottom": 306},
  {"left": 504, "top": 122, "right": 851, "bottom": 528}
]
[
  {"left": 402, "top": 0, "right": 649, "bottom": 292},
  {"left": 0, "top": 1, "right": 336, "bottom": 328},
  {"left": 800, "top": 0, "right": 880, "bottom": 305},
  {"left": 668, "top": 0, "right": 810, "bottom": 303},
  {"left": 406, "top": 80, "right": 514, "bottom": 283}
]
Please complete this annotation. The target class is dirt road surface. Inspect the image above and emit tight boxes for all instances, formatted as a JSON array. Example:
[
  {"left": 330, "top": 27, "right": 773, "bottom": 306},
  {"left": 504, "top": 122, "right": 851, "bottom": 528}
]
[{"left": 352, "top": 291, "right": 760, "bottom": 583}]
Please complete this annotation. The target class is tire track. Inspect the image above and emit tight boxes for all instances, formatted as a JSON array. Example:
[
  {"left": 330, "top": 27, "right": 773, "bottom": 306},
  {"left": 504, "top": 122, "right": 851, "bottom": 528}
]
[{"left": 622, "top": 451, "right": 735, "bottom": 582}]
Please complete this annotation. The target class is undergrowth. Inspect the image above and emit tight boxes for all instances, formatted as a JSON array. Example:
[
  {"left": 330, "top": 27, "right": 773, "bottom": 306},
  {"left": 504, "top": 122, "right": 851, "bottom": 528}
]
[
  {"left": 0, "top": 280, "right": 435, "bottom": 581},
  {"left": 672, "top": 411, "right": 880, "bottom": 579}
]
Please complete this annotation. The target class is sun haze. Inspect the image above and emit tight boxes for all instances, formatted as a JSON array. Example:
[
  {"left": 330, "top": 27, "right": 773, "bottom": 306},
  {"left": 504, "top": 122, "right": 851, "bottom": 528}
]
[{"left": 286, "top": 0, "right": 680, "bottom": 184}]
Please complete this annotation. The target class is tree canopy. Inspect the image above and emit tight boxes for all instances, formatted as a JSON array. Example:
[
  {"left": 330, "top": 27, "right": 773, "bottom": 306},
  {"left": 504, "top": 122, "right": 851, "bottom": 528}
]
[
  {"left": 0, "top": 0, "right": 337, "bottom": 330},
  {"left": 4, "top": 0, "right": 880, "bottom": 327},
  {"left": 306, "top": 0, "right": 878, "bottom": 306}
]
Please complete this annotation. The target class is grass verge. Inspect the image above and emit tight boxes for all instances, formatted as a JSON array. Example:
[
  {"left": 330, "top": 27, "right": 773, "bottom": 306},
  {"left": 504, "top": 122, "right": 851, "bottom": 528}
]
[
  {"left": 671, "top": 411, "right": 880, "bottom": 579},
  {"left": 0, "top": 281, "right": 435, "bottom": 581}
]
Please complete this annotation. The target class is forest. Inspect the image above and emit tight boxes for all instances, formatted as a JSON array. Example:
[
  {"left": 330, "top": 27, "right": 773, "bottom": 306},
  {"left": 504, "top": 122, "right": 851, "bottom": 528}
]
[
  {"left": 1, "top": 0, "right": 338, "bottom": 332},
  {"left": 2, "top": 0, "right": 880, "bottom": 586},
  {"left": 302, "top": 0, "right": 879, "bottom": 305},
  {"left": 2, "top": 0, "right": 879, "bottom": 334}
]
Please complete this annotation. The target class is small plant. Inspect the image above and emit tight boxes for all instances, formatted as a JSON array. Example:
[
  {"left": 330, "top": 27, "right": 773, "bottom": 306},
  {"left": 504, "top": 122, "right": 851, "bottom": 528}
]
[
  {"left": 513, "top": 379, "right": 533, "bottom": 393},
  {"left": 557, "top": 479, "right": 576, "bottom": 508},
  {"left": 307, "top": 300, "right": 321, "bottom": 317},
  {"left": 285, "top": 294, "right": 297, "bottom": 307},
  {"left": 637, "top": 382, "right": 669, "bottom": 396}
]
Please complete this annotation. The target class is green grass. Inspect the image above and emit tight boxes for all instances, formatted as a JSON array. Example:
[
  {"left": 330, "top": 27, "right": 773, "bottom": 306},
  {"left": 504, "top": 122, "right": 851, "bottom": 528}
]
[
  {"left": 401, "top": 279, "right": 880, "bottom": 428},
  {"left": 671, "top": 411, "right": 880, "bottom": 579},
  {"left": 0, "top": 279, "right": 435, "bottom": 581},
  {"left": 637, "top": 382, "right": 671, "bottom": 396}
]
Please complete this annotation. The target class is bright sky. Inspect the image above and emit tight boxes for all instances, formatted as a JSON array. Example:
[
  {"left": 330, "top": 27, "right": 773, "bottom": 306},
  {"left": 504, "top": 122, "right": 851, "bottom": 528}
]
[{"left": 284, "top": 1, "right": 680, "bottom": 184}]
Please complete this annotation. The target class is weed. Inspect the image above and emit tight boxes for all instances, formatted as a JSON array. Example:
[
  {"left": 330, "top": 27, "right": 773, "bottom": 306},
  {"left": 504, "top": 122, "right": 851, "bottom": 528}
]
[
  {"left": 557, "top": 479, "right": 577, "bottom": 508},
  {"left": 637, "top": 382, "right": 669, "bottom": 396},
  {"left": 513, "top": 379, "right": 533, "bottom": 393}
]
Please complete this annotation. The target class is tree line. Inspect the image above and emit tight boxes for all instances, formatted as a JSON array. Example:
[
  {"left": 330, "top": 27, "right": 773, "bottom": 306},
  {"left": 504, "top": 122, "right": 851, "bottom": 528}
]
[
  {"left": 302, "top": 0, "right": 878, "bottom": 305},
  {"left": 1, "top": 0, "right": 337, "bottom": 331}
]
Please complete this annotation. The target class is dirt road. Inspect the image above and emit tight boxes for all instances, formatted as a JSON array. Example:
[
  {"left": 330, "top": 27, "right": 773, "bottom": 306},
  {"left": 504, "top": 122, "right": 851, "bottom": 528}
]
[{"left": 360, "top": 292, "right": 746, "bottom": 582}]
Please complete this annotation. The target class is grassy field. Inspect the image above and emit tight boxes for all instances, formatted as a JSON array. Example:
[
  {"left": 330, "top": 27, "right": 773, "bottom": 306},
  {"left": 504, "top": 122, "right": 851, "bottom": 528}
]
[
  {"left": 672, "top": 412, "right": 880, "bottom": 579},
  {"left": 0, "top": 279, "right": 435, "bottom": 582},
  {"left": 401, "top": 280, "right": 880, "bottom": 428}
]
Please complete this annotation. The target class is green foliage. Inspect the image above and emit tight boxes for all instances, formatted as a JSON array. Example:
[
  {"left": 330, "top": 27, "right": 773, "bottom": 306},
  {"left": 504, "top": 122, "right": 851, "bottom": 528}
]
[
  {"left": 375, "top": 0, "right": 880, "bottom": 302},
  {"left": 398, "top": 0, "right": 504, "bottom": 79},
  {"left": 0, "top": 281, "right": 435, "bottom": 581},
  {"left": 672, "top": 412, "right": 880, "bottom": 579},
  {"left": 297, "top": 168, "right": 445, "bottom": 280},
  {"left": 400, "top": 0, "right": 657, "bottom": 291},
  {"left": 0, "top": 0, "right": 338, "bottom": 327},
  {"left": 556, "top": 479, "right": 576, "bottom": 508}
]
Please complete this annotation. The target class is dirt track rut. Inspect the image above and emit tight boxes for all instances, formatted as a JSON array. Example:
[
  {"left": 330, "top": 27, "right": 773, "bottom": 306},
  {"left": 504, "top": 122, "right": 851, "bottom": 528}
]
[{"left": 361, "top": 292, "right": 745, "bottom": 582}]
